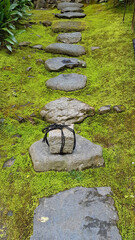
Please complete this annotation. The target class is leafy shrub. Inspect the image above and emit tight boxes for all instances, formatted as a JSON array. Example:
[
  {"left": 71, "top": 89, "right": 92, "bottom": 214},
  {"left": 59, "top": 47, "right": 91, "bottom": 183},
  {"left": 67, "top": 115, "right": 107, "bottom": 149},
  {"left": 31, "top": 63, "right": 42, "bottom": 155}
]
[{"left": 0, "top": 0, "right": 33, "bottom": 52}]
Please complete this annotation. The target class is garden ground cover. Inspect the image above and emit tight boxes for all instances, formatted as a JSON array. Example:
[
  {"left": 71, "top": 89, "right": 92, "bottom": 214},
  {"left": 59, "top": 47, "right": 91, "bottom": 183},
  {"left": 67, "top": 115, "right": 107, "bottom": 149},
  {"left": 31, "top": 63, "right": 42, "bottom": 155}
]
[{"left": 0, "top": 2, "right": 135, "bottom": 239}]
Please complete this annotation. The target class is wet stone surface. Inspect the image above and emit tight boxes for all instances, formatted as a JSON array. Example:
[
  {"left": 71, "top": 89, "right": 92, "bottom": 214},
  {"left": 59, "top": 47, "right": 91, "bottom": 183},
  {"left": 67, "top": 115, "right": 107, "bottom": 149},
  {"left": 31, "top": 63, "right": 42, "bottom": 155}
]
[
  {"left": 30, "top": 187, "right": 122, "bottom": 240},
  {"left": 45, "top": 57, "right": 86, "bottom": 71},
  {"left": 40, "top": 97, "right": 95, "bottom": 124},
  {"left": 45, "top": 43, "right": 86, "bottom": 57},
  {"left": 55, "top": 12, "right": 86, "bottom": 19},
  {"left": 46, "top": 73, "right": 87, "bottom": 91},
  {"left": 29, "top": 135, "right": 104, "bottom": 171}
]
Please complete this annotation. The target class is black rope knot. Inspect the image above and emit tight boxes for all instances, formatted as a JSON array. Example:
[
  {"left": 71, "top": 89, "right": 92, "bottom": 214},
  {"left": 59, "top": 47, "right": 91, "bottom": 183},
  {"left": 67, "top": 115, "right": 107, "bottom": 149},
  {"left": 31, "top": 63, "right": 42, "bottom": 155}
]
[{"left": 42, "top": 123, "right": 76, "bottom": 154}]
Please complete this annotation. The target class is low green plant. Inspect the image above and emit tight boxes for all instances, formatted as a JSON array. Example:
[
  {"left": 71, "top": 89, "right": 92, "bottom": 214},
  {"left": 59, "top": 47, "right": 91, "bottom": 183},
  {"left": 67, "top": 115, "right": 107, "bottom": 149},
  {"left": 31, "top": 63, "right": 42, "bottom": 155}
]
[{"left": 0, "top": 0, "right": 33, "bottom": 52}]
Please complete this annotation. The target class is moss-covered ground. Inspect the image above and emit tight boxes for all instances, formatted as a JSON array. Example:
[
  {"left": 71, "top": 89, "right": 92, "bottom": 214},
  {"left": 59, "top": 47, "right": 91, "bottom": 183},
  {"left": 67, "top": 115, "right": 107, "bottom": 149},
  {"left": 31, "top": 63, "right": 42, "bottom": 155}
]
[{"left": 0, "top": 2, "right": 135, "bottom": 239}]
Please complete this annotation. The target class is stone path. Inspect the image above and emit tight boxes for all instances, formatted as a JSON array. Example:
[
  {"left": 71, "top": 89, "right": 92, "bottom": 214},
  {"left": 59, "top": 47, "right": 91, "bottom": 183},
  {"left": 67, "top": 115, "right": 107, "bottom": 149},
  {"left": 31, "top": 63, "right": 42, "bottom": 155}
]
[
  {"left": 30, "top": 187, "right": 122, "bottom": 240},
  {"left": 30, "top": 3, "right": 122, "bottom": 239}
]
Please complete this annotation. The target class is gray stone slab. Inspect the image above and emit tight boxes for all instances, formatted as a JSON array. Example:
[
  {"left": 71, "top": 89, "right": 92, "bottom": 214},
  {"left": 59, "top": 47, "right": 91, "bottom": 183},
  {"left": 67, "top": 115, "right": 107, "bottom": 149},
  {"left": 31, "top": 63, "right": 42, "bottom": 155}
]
[
  {"left": 46, "top": 73, "right": 87, "bottom": 91},
  {"left": 52, "top": 21, "right": 86, "bottom": 32},
  {"left": 30, "top": 187, "right": 122, "bottom": 240},
  {"left": 31, "top": 44, "right": 43, "bottom": 50},
  {"left": 40, "top": 97, "right": 95, "bottom": 124},
  {"left": 57, "top": 2, "right": 83, "bottom": 10},
  {"left": 57, "top": 32, "right": 82, "bottom": 44},
  {"left": 45, "top": 43, "right": 86, "bottom": 57},
  {"left": 29, "top": 134, "right": 104, "bottom": 171},
  {"left": 61, "top": 7, "right": 84, "bottom": 13},
  {"left": 45, "top": 57, "right": 86, "bottom": 71},
  {"left": 55, "top": 12, "right": 86, "bottom": 19}
]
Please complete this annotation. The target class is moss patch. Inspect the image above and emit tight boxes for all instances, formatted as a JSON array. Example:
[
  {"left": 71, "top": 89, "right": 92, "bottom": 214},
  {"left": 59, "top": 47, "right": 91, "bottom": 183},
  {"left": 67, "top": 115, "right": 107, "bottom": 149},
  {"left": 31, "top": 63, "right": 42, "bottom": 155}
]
[{"left": 0, "top": 3, "right": 135, "bottom": 240}]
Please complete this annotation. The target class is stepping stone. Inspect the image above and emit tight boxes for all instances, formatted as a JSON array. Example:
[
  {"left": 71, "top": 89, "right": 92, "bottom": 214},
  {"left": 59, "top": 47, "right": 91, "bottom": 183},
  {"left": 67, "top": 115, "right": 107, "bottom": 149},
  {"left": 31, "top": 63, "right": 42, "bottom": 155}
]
[
  {"left": 57, "top": 32, "right": 82, "bottom": 44},
  {"left": 30, "top": 187, "right": 122, "bottom": 240},
  {"left": 61, "top": 7, "right": 84, "bottom": 13},
  {"left": 57, "top": 2, "right": 83, "bottom": 10},
  {"left": 40, "top": 97, "right": 95, "bottom": 124},
  {"left": 55, "top": 12, "right": 86, "bottom": 19},
  {"left": 19, "top": 41, "right": 31, "bottom": 47},
  {"left": 46, "top": 73, "right": 87, "bottom": 91},
  {"left": 31, "top": 44, "right": 43, "bottom": 50},
  {"left": 52, "top": 21, "right": 86, "bottom": 32},
  {"left": 45, "top": 43, "right": 86, "bottom": 57},
  {"left": 29, "top": 134, "right": 104, "bottom": 172},
  {"left": 45, "top": 57, "right": 86, "bottom": 71}
]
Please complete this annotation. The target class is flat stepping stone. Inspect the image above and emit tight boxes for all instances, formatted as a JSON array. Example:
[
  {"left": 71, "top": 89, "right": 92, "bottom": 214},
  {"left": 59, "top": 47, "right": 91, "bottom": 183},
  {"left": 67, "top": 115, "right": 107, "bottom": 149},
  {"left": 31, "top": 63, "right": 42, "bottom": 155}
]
[
  {"left": 57, "top": 2, "right": 83, "bottom": 10},
  {"left": 57, "top": 32, "right": 82, "bottom": 44},
  {"left": 40, "top": 97, "right": 95, "bottom": 124},
  {"left": 46, "top": 73, "right": 87, "bottom": 91},
  {"left": 45, "top": 43, "right": 86, "bottom": 57},
  {"left": 29, "top": 134, "right": 104, "bottom": 172},
  {"left": 55, "top": 12, "right": 86, "bottom": 19},
  {"left": 52, "top": 21, "right": 86, "bottom": 32},
  {"left": 30, "top": 187, "right": 122, "bottom": 240},
  {"left": 61, "top": 7, "right": 84, "bottom": 13},
  {"left": 45, "top": 57, "right": 86, "bottom": 71}
]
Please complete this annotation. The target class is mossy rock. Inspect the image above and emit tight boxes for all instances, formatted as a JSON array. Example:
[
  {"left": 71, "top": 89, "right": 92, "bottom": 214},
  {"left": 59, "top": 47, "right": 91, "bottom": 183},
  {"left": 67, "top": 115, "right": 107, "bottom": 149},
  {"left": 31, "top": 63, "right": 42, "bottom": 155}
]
[{"left": 52, "top": 21, "right": 86, "bottom": 32}]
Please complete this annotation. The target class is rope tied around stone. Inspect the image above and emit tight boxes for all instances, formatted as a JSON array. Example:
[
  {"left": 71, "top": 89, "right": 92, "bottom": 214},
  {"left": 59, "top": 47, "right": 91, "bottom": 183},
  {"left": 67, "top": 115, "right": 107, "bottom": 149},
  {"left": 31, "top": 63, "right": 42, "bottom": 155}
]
[{"left": 42, "top": 123, "right": 76, "bottom": 154}]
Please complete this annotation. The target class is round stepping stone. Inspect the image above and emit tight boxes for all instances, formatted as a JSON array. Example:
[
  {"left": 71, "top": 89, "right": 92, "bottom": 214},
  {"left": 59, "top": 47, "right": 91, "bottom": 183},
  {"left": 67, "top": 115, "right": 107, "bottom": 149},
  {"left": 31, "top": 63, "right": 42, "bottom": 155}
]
[
  {"left": 57, "top": 32, "right": 82, "bottom": 44},
  {"left": 61, "top": 7, "right": 84, "bottom": 13},
  {"left": 46, "top": 73, "right": 87, "bottom": 91},
  {"left": 45, "top": 43, "right": 86, "bottom": 57},
  {"left": 57, "top": 2, "right": 83, "bottom": 10},
  {"left": 52, "top": 21, "right": 86, "bottom": 32},
  {"left": 40, "top": 97, "right": 95, "bottom": 124},
  {"left": 29, "top": 134, "right": 104, "bottom": 172},
  {"left": 45, "top": 57, "right": 86, "bottom": 71},
  {"left": 55, "top": 12, "right": 86, "bottom": 19},
  {"left": 30, "top": 187, "right": 122, "bottom": 240}
]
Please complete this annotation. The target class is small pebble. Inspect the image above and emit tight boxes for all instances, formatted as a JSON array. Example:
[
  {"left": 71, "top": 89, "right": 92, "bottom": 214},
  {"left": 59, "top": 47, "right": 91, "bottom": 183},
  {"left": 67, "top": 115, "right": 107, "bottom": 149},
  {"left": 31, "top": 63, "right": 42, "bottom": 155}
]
[{"left": 26, "top": 67, "right": 32, "bottom": 71}]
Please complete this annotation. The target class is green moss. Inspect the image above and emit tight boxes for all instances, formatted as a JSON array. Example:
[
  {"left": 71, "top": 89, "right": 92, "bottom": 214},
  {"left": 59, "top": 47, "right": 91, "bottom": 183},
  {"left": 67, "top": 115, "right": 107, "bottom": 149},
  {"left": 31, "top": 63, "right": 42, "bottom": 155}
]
[{"left": 0, "top": 3, "right": 135, "bottom": 240}]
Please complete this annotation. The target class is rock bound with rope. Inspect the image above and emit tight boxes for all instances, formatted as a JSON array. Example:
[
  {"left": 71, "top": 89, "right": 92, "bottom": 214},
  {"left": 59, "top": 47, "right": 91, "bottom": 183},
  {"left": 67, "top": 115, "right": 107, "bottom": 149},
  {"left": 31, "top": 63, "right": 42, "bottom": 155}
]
[{"left": 42, "top": 123, "right": 76, "bottom": 154}]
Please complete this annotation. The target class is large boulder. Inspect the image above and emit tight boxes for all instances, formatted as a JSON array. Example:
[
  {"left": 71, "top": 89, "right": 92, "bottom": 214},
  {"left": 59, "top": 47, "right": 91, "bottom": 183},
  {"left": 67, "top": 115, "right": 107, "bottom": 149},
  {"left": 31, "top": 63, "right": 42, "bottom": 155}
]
[
  {"left": 46, "top": 73, "right": 87, "bottom": 91},
  {"left": 30, "top": 187, "right": 122, "bottom": 240},
  {"left": 45, "top": 57, "right": 86, "bottom": 71},
  {"left": 45, "top": 43, "right": 86, "bottom": 57},
  {"left": 40, "top": 97, "right": 95, "bottom": 124},
  {"left": 29, "top": 135, "right": 104, "bottom": 171},
  {"left": 52, "top": 21, "right": 86, "bottom": 32}
]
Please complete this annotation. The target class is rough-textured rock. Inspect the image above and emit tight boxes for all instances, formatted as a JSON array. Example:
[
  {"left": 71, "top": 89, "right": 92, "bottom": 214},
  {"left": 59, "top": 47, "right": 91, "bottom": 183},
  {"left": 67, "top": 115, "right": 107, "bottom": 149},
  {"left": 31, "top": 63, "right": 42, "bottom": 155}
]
[
  {"left": 48, "top": 124, "right": 74, "bottom": 154},
  {"left": 45, "top": 43, "right": 86, "bottom": 57},
  {"left": 57, "top": 32, "right": 82, "bottom": 44},
  {"left": 42, "top": 21, "right": 52, "bottom": 26},
  {"left": 52, "top": 21, "right": 86, "bottom": 32},
  {"left": 45, "top": 57, "right": 86, "bottom": 71},
  {"left": 113, "top": 105, "right": 125, "bottom": 113},
  {"left": 3, "top": 157, "right": 15, "bottom": 168},
  {"left": 57, "top": 2, "right": 83, "bottom": 10},
  {"left": 40, "top": 97, "right": 95, "bottom": 124},
  {"left": 55, "top": 12, "right": 86, "bottom": 19},
  {"left": 61, "top": 7, "right": 84, "bottom": 13},
  {"left": 29, "top": 134, "right": 104, "bottom": 171},
  {"left": 30, "top": 187, "right": 122, "bottom": 240},
  {"left": 35, "top": 0, "right": 46, "bottom": 9},
  {"left": 46, "top": 73, "right": 87, "bottom": 91},
  {"left": 19, "top": 41, "right": 31, "bottom": 47},
  {"left": 31, "top": 44, "right": 43, "bottom": 50},
  {"left": 98, "top": 105, "right": 111, "bottom": 114}
]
